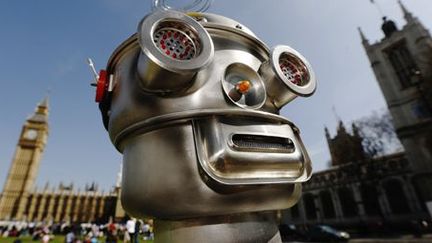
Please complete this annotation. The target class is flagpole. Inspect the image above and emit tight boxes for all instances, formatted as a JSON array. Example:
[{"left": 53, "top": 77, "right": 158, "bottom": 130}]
[{"left": 370, "top": 0, "right": 385, "bottom": 17}]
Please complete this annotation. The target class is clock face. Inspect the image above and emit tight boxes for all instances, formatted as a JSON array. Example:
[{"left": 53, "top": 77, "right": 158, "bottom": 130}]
[{"left": 24, "top": 129, "right": 38, "bottom": 140}]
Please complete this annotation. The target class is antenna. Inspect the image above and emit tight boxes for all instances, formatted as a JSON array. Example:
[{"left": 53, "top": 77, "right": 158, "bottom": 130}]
[
  {"left": 369, "top": 0, "right": 385, "bottom": 17},
  {"left": 87, "top": 58, "right": 99, "bottom": 87}
]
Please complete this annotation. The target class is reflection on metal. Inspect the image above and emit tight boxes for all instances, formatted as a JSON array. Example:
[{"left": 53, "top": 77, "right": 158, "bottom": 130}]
[
  {"left": 87, "top": 58, "right": 99, "bottom": 86},
  {"left": 222, "top": 63, "right": 266, "bottom": 109},
  {"left": 193, "top": 117, "right": 310, "bottom": 185},
  {"left": 152, "top": 0, "right": 213, "bottom": 13},
  {"left": 136, "top": 10, "right": 213, "bottom": 93},
  {"left": 259, "top": 45, "right": 316, "bottom": 109},
  {"left": 95, "top": 8, "right": 316, "bottom": 243}
]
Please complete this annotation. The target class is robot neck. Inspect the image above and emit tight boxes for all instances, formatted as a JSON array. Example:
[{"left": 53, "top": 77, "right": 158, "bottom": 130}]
[{"left": 154, "top": 212, "right": 282, "bottom": 243}]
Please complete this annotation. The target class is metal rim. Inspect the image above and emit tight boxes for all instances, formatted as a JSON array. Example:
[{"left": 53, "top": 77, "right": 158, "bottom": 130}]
[
  {"left": 138, "top": 10, "right": 214, "bottom": 73},
  {"left": 221, "top": 63, "right": 266, "bottom": 110},
  {"left": 152, "top": 26, "right": 199, "bottom": 60},
  {"left": 152, "top": 0, "right": 212, "bottom": 13},
  {"left": 271, "top": 45, "right": 316, "bottom": 96},
  {"left": 112, "top": 108, "right": 297, "bottom": 149}
]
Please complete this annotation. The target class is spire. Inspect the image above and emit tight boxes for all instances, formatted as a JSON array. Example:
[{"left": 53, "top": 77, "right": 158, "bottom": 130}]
[
  {"left": 358, "top": 27, "right": 369, "bottom": 47},
  {"left": 337, "top": 120, "right": 347, "bottom": 134},
  {"left": 44, "top": 181, "right": 50, "bottom": 191},
  {"left": 332, "top": 106, "right": 341, "bottom": 123},
  {"left": 351, "top": 123, "right": 360, "bottom": 137},
  {"left": 28, "top": 95, "right": 49, "bottom": 123},
  {"left": 325, "top": 126, "right": 331, "bottom": 140},
  {"left": 39, "top": 96, "right": 49, "bottom": 109},
  {"left": 398, "top": 0, "right": 414, "bottom": 23}
]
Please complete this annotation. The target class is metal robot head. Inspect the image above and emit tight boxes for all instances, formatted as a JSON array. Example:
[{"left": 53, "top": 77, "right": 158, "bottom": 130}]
[{"left": 95, "top": 10, "right": 316, "bottom": 220}]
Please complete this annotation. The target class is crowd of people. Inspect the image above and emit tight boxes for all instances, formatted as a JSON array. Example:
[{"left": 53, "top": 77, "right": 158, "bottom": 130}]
[{"left": 0, "top": 218, "right": 154, "bottom": 243}]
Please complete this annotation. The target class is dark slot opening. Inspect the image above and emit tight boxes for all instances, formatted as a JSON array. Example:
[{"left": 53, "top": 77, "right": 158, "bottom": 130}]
[{"left": 231, "top": 134, "right": 295, "bottom": 153}]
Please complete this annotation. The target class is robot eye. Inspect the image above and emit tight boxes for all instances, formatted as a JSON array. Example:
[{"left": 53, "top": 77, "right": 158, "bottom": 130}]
[
  {"left": 278, "top": 53, "right": 310, "bottom": 87},
  {"left": 260, "top": 45, "right": 316, "bottom": 109},
  {"left": 137, "top": 10, "right": 214, "bottom": 93},
  {"left": 221, "top": 63, "right": 266, "bottom": 109},
  {"left": 152, "top": 25, "right": 199, "bottom": 61}
]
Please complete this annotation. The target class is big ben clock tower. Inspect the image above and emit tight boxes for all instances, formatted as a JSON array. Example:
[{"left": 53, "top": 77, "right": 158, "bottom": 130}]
[{"left": 0, "top": 97, "right": 49, "bottom": 220}]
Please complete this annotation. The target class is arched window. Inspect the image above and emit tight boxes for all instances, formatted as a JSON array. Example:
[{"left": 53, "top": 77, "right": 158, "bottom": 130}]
[
  {"left": 24, "top": 195, "right": 33, "bottom": 216},
  {"left": 33, "top": 194, "right": 43, "bottom": 220},
  {"left": 427, "top": 135, "right": 432, "bottom": 151},
  {"left": 360, "top": 183, "right": 382, "bottom": 216},
  {"left": 84, "top": 197, "right": 94, "bottom": 222},
  {"left": 60, "top": 196, "right": 69, "bottom": 221},
  {"left": 52, "top": 195, "right": 61, "bottom": 220},
  {"left": 70, "top": 196, "right": 78, "bottom": 220},
  {"left": 338, "top": 187, "right": 358, "bottom": 217},
  {"left": 303, "top": 193, "right": 317, "bottom": 219},
  {"left": 412, "top": 175, "right": 432, "bottom": 212},
  {"left": 290, "top": 204, "right": 299, "bottom": 219},
  {"left": 385, "top": 40, "right": 420, "bottom": 89},
  {"left": 383, "top": 179, "right": 411, "bottom": 214},
  {"left": 77, "top": 197, "right": 86, "bottom": 222},
  {"left": 319, "top": 191, "right": 336, "bottom": 218},
  {"left": 42, "top": 195, "right": 52, "bottom": 219}
]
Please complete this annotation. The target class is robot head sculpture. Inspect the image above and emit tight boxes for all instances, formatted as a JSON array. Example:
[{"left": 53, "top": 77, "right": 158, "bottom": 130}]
[{"left": 95, "top": 8, "right": 316, "bottom": 220}]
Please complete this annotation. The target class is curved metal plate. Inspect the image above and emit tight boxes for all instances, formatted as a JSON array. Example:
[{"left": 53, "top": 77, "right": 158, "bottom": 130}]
[{"left": 193, "top": 116, "right": 312, "bottom": 185}]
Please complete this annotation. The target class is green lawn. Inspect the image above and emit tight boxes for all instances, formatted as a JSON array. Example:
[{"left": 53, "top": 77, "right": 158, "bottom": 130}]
[
  {"left": 1, "top": 236, "right": 153, "bottom": 243},
  {"left": 0, "top": 235, "right": 63, "bottom": 243}
]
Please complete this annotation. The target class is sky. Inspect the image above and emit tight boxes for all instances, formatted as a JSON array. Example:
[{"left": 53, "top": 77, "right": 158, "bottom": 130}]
[{"left": 1, "top": 0, "right": 431, "bottom": 192}]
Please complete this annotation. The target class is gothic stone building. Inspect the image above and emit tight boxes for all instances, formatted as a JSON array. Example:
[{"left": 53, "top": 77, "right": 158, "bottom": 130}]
[
  {"left": 283, "top": 2, "right": 432, "bottom": 231},
  {"left": 284, "top": 122, "right": 428, "bottom": 231},
  {"left": 0, "top": 98, "right": 123, "bottom": 223}
]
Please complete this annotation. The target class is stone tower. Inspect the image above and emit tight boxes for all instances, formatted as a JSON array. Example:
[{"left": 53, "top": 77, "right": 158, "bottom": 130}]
[
  {"left": 325, "top": 121, "right": 366, "bottom": 166},
  {"left": 0, "top": 97, "right": 49, "bottom": 220},
  {"left": 114, "top": 162, "right": 125, "bottom": 222},
  {"left": 359, "top": 1, "right": 432, "bottom": 172}
]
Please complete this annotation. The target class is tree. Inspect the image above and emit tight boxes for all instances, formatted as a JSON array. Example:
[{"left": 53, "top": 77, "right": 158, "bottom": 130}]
[{"left": 354, "top": 109, "right": 403, "bottom": 158}]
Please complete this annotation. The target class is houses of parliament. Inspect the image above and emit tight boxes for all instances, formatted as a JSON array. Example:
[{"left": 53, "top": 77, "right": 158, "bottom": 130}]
[{"left": 0, "top": 98, "right": 124, "bottom": 223}]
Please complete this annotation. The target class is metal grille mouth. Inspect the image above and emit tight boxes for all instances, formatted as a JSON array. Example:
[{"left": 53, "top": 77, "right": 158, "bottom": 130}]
[
  {"left": 279, "top": 53, "right": 309, "bottom": 87},
  {"left": 153, "top": 22, "right": 200, "bottom": 60},
  {"left": 231, "top": 134, "right": 295, "bottom": 153}
]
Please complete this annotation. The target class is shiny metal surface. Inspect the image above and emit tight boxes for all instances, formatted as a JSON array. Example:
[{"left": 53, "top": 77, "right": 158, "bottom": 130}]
[
  {"left": 221, "top": 63, "right": 266, "bottom": 109},
  {"left": 188, "top": 12, "right": 258, "bottom": 38},
  {"left": 260, "top": 45, "right": 316, "bottom": 108},
  {"left": 155, "top": 212, "right": 282, "bottom": 243},
  {"left": 193, "top": 116, "right": 311, "bottom": 185},
  {"left": 137, "top": 10, "right": 214, "bottom": 93},
  {"left": 152, "top": 0, "right": 213, "bottom": 13},
  {"left": 99, "top": 10, "right": 315, "bottom": 220},
  {"left": 121, "top": 123, "right": 302, "bottom": 219},
  {"left": 108, "top": 47, "right": 273, "bottom": 144}
]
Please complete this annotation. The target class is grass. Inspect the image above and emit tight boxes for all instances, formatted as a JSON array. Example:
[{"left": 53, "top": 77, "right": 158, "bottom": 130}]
[
  {"left": 0, "top": 236, "right": 154, "bottom": 243},
  {"left": 0, "top": 235, "right": 63, "bottom": 243}
]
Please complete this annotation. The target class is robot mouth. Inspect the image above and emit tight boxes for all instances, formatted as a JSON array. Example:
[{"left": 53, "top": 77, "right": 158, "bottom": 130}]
[
  {"left": 230, "top": 134, "right": 295, "bottom": 153},
  {"left": 192, "top": 116, "right": 312, "bottom": 185}
]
